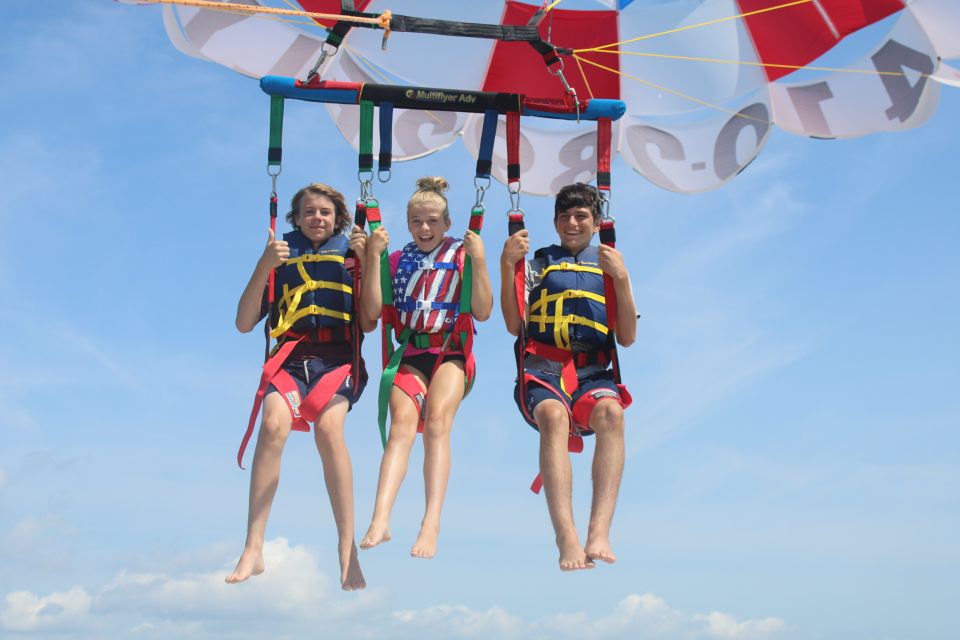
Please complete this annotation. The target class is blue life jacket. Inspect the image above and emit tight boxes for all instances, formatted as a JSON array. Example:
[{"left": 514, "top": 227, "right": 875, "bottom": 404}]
[
  {"left": 527, "top": 244, "right": 609, "bottom": 351},
  {"left": 270, "top": 230, "right": 353, "bottom": 339}
]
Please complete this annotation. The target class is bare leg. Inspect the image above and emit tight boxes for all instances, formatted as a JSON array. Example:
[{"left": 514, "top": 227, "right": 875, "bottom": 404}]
[
  {"left": 411, "top": 360, "right": 466, "bottom": 559},
  {"left": 536, "top": 400, "right": 594, "bottom": 571},
  {"left": 313, "top": 395, "right": 365, "bottom": 591},
  {"left": 361, "top": 368, "right": 424, "bottom": 550},
  {"left": 584, "top": 399, "right": 625, "bottom": 565},
  {"left": 226, "top": 393, "right": 292, "bottom": 583}
]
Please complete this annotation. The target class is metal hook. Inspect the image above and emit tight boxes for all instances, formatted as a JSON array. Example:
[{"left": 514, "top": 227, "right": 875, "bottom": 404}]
[{"left": 305, "top": 43, "right": 338, "bottom": 84}]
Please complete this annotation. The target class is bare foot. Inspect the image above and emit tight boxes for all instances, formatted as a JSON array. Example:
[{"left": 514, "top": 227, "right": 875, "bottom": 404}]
[
  {"left": 359, "top": 521, "right": 392, "bottom": 550},
  {"left": 225, "top": 547, "right": 265, "bottom": 583},
  {"left": 584, "top": 535, "right": 617, "bottom": 564},
  {"left": 557, "top": 537, "right": 595, "bottom": 571},
  {"left": 340, "top": 542, "right": 366, "bottom": 591},
  {"left": 410, "top": 524, "right": 439, "bottom": 559}
]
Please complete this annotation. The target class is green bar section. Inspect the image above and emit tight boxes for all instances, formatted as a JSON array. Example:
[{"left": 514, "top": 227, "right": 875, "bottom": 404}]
[
  {"left": 268, "top": 96, "right": 284, "bottom": 166},
  {"left": 359, "top": 100, "right": 374, "bottom": 172}
]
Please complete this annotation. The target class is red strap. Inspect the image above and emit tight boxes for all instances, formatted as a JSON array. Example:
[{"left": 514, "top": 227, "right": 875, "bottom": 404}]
[
  {"left": 506, "top": 111, "right": 520, "bottom": 186},
  {"left": 524, "top": 340, "right": 579, "bottom": 396},
  {"left": 393, "top": 369, "right": 427, "bottom": 433},
  {"left": 596, "top": 118, "right": 612, "bottom": 193},
  {"left": 238, "top": 337, "right": 304, "bottom": 469},
  {"left": 298, "top": 363, "right": 352, "bottom": 426}
]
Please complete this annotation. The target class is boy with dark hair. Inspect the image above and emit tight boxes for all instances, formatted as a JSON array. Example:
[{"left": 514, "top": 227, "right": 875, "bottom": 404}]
[{"left": 500, "top": 183, "right": 637, "bottom": 571}]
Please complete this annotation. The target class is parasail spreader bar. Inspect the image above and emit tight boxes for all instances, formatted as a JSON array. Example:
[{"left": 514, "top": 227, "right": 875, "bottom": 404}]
[{"left": 259, "top": 76, "right": 625, "bottom": 122}]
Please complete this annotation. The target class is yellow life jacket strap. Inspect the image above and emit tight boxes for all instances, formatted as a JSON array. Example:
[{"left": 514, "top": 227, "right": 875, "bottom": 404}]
[
  {"left": 540, "top": 262, "right": 603, "bottom": 278},
  {"left": 528, "top": 286, "right": 609, "bottom": 350},
  {"left": 270, "top": 305, "right": 352, "bottom": 338},
  {"left": 529, "top": 288, "right": 605, "bottom": 315}
]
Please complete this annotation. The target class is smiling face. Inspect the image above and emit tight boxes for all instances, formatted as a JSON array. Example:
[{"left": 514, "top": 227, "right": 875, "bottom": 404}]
[
  {"left": 555, "top": 205, "right": 599, "bottom": 254},
  {"left": 407, "top": 201, "right": 451, "bottom": 252},
  {"left": 294, "top": 193, "right": 338, "bottom": 247}
]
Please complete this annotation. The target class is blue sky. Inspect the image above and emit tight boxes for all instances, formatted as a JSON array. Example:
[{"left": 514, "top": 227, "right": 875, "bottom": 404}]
[{"left": 1, "top": 2, "right": 958, "bottom": 639}]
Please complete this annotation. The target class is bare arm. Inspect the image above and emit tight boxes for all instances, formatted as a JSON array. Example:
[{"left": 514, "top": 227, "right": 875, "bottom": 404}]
[
  {"left": 236, "top": 229, "right": 289, "bottom": 333},
  {"left": 463, "top": 231, "right": 493, "bottom": 322},
  {"left": 598, "top": 244, "right": 637, "bottom": 347},
  {"left": 357, "top": 226, "right": 389, "bottom": 333},
  {"left": 498, "top": 230, "right": 530, "bottom": 337}
]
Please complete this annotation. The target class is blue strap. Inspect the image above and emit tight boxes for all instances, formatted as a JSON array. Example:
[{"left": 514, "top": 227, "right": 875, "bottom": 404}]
[
  {"left": 476, "top": 109, "right": 498, "bottom": 179},
  {"left": 379, "top": 102, "right": 393, "bottom": 173},
  {"left": 395, "top": 299, "right": 460, "bottom": 313},
  {"left": 396, "top": 260, "right": 457, "bottom": 272}
]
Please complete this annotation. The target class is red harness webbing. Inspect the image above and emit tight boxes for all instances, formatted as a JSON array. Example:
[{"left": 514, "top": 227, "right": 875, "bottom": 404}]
[{"left": 237, "top": 332, "right": 353, "bottom": 469}]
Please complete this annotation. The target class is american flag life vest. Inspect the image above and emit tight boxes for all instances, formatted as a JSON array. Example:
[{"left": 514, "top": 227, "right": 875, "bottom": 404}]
[{"left": 392, "top": 236, "right": 463, "bottom": 334}]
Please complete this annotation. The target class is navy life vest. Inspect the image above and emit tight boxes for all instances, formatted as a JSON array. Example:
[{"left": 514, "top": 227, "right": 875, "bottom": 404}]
[
  {"left": 270, "top": 230, "right": 353, "bottom": 339},
  {"left": 526, "top": 244, "right": 609, "bottom": 352}
]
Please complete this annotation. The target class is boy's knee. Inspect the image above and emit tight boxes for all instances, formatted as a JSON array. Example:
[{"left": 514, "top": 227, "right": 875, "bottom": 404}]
[
  {"left": 260, "top": 413, "right": 290, "bottom": 445},
  {"left": 535, "top": 403, "right": 569, "bottom": 436},
  {"left": 590, "top": 399, "right": 624, "bottom": 434}
]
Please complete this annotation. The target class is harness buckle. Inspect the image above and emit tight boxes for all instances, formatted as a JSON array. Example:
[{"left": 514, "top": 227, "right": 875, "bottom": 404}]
[{"left": 417, "top": 258, "right": 433, "bottom": 271}]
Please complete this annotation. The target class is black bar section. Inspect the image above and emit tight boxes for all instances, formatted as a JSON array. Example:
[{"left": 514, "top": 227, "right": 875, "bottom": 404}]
[{"left": 358, "top": 84, "right": 521, "bottom": 114}]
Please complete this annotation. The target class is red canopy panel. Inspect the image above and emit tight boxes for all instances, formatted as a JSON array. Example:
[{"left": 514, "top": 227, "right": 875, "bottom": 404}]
[
  {"left": 483, "top": 1, "right": 620, "bottom": 100},
  {"left": 297, "top": 0, "right": 375, "bottom": 29},
  {"left": 738, "top": 0, "right": 905, "bottom": 81}
]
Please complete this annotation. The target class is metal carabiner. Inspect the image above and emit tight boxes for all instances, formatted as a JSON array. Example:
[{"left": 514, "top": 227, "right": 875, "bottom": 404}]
[{"left": 305, "top": 43, "right": 338, "bottom": 83}]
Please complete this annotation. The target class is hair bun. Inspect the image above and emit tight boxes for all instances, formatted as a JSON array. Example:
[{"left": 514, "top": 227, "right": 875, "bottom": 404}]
[{"left": 416, "top": 176, "right": 449, "bottom": 193}]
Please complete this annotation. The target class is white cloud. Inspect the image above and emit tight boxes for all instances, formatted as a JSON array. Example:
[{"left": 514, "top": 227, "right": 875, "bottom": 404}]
[
  {"left": 1, "top": 540, "right": 787, "bottom": 640},
  {"left": 696, "top": 611, "right": 787, "bottom": 639},
  {"left": 0, "top": 464, "right": 7, "bottom": 490},
  {"left": 96, "top": 538, "right": 378, "bottom": 621},
  {"left": 392, "top": 604, "right": 525, "bottom": 638},
  {"left": 536, "top": 593, "right": 683, "bottom": 638},
  {"left": 0, "top": 586, "right": 92, "bottom": 631}
]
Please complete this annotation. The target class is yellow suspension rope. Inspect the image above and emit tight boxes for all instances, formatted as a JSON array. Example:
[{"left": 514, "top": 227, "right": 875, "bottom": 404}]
[
  {"left": 576, "top": 0, "right": 813, "bottom": 54},
  {"left": 572, "top": 54, "right": 770, "bottom": 124},
  {"left": 591, "top": 49, "right": 921, "bottom": 79}
]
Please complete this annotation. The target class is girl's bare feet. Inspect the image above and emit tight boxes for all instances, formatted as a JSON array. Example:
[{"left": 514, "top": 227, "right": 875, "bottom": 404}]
[
  {"left": 339, "top": 542, "right": 366, "bottom": 591},
  {"left": 225, "top": 547, "right": 265, "bottom": 583},
  {"left": 410, "top": 523, "right": 439, "bottom": 559},
  {"left": 360, "top": 521, "right": 392, "bottom": 550}
]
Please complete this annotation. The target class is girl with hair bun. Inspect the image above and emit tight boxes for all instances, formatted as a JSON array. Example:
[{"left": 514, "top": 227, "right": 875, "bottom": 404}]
[{"left": 354, "top": 176, "right": 492, "bottom": 559}]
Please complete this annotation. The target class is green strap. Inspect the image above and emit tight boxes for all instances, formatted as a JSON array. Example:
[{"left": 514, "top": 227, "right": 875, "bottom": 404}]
[
  {"left": 268, "top": 96, "right": 284, "bottom": 167},
  {"left": 377, "top": 325, "right": 411, "bottom": 447},
  {"left": 458, "top": 206, "right": 483, "bottom": 315},
  {"left": 359, "top": 100, "right": 374, "bottom": 173}
]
